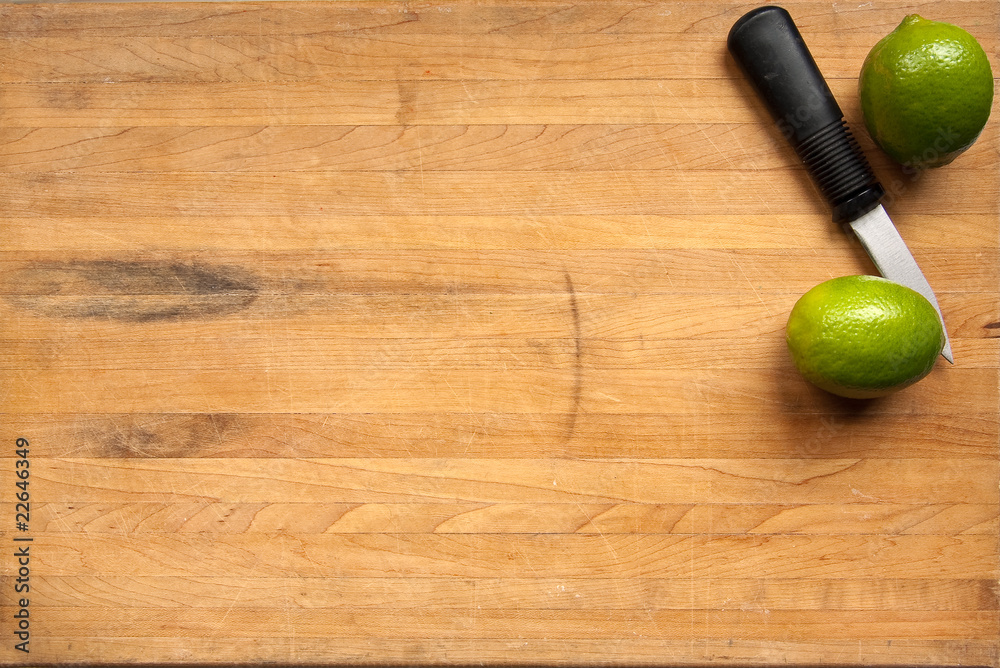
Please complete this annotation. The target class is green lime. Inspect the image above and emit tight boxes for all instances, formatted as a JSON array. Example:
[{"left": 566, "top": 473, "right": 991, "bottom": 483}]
[
  {"left": 786, "top": 275, "right": 945, "bottom": 399},
  {"left": 859, "top": 14, "right": 994, "bottom": 169}
]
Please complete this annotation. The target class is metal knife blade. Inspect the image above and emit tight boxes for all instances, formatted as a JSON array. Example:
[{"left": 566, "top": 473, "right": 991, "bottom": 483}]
[
  {"left": 849, "top": 205, "right": 953, "bottom": 363},
  {"left": 727, "top": 6, "right": 953, "bottom": 362}
]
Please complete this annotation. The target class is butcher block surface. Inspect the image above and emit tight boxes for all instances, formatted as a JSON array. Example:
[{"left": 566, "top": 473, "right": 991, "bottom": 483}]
[{"left": 0, "top": 0, "right": 998, "bottom": 665}]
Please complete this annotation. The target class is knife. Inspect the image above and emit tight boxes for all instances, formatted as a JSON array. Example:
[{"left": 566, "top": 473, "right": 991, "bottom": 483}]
[{"left": 727, "top": 5, "right": 953, "bottom": 363}]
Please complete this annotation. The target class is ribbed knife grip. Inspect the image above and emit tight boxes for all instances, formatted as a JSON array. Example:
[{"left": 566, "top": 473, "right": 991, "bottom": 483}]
[
  {"left": 798, "top": 119, "right": 884, "bottom": 223},
  {"left": 727, "top": 6, "right": 884, "bottom": 223}
]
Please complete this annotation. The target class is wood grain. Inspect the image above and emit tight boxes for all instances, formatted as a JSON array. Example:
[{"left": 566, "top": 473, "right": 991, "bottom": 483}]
[{"left": 0, "top": 1, "right": 997, "bottom": 665}]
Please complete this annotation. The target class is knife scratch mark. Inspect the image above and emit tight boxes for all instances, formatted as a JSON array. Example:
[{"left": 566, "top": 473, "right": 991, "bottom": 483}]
[
  {"left": 414, "top": 125, "right": 426, "bottom": 195},
  {"left": 563, "top": 271, "right": 583, "bottom": 443},
  {"left": 729, "top": 255, "right": 772, "bottom": 316},
  {"left": 217, "top": 553, "right": 262, "bottom": 631}
]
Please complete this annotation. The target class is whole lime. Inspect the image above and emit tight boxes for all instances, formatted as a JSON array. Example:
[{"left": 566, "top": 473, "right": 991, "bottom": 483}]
[
  {"left": 786, "top": 275, "right": 945, "bottom": 399},
  {"left": 859, "top": 14, "right": 994, "bottom": 169}
]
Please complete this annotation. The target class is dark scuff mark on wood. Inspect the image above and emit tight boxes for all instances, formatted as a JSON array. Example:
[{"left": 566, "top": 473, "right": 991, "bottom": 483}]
[
  {"left": 4, "top": 259, "right": 260, "bottom": 322},
  {"left": 82, "top": 413, "right": 243, "bottom": 458}
]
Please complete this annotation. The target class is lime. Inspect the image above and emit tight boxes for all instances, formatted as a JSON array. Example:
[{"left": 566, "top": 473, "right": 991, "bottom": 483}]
[
  {"left": 859, "top": 14, "right": 994, "bottom": 169},
  {"left": 786, "top": 275, "right": 945, "bottom": 399}
]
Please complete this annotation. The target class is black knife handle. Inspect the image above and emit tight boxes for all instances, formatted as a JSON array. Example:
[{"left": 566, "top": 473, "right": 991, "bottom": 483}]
[{"left": 727, "top": 6, "right": 884, "bottom": 223}]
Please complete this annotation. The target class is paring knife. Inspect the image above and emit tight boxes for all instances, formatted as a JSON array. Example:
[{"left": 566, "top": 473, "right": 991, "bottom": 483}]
[{"left": 727, "top": 5, "right": 953, "bottom": 363}]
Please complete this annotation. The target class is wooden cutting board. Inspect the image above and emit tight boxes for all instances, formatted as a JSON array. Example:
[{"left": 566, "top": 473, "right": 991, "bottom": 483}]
[{"left": 1, "top": 1, "right": 998, "bottom": 664}]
